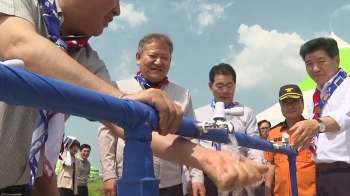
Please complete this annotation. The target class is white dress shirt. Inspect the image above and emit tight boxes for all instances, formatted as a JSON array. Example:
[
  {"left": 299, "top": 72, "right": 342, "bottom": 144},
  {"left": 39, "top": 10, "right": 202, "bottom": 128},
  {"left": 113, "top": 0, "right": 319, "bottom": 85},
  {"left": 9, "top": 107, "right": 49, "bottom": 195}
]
[
  {"left": 310, "top": 73, "right": 350, "bottom": 163},
  {"left": 195, "top": 103, "right": 263, "bottom": 162},
  {"left": 97, "top": 78, "right": 203, "bottom": 189}
]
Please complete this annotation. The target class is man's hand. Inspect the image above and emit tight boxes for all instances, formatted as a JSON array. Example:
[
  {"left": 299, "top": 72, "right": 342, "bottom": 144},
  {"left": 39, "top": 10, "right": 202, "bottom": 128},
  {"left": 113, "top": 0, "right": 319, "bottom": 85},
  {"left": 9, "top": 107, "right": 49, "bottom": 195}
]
[
  {"left": 201, "top": 151, "right": 268, "bottom": 192},
  {"left": 32, "top": 174, "right": 60, "bottom": 196},
  {"left": 124, "top": 88, "right": 184, "bottom": 135},
  {"left": 291, "top": 119, "right": 319, "bottom": 150},
  {"left": 103, "top": 178, "right": 117, "bottom": 196},
  {"left": 253, "top": 175, "right": 264, "bottom": 188},
  {"left": 187, "top": 182, "right": 206, "bottom": 196}
]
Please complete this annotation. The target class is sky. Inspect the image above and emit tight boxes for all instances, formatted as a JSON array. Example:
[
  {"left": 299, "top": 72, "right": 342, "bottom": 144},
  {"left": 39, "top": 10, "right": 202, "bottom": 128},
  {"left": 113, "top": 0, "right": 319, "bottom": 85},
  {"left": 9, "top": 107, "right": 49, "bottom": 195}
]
[{"left": 65, "top": 1, "right": 350, "bottom": 170}]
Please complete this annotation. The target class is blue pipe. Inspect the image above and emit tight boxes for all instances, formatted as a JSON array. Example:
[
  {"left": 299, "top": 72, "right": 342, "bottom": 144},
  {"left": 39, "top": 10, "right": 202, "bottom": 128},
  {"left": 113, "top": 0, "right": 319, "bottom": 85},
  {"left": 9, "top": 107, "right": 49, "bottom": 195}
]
[
  {"left": 0, "top": 64, "right": 228, "bottom": 143},
  {"left": 288, "top": 154, "right": 299, "bottom": 196},
  {"left": 0, "top": 63, "right": 298, "bottom": 196}
]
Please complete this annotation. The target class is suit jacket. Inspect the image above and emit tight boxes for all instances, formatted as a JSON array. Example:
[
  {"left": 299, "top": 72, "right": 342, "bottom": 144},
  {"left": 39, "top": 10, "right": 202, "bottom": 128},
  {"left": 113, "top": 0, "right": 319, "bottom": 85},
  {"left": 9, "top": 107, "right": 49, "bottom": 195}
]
[{"left": 57, "top": 152, "right": 79, "bottom": 195}]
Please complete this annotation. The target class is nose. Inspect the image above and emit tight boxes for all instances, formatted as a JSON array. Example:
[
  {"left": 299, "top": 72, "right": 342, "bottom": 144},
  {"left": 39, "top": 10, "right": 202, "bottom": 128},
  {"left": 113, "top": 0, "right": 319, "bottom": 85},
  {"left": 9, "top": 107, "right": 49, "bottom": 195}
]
[
  {"left": 312, "top": 64, "right": 321, "bottom": 73},
  {"left": 113, "top": 0, "right": 121, "bottom": 16},
  {"left": 287, "top": 103, "right": 294, "bottom": 109},
  {"left": 154, "top": 58, "right": 163, "bottom": 66}
]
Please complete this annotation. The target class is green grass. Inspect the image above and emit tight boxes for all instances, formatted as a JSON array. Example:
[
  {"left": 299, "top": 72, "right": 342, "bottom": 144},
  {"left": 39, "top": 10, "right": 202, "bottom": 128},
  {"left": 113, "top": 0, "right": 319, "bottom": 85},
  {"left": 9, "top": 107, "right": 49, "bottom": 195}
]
[{"left": 88, "top": 179, "right": 104, "bottom": 196}]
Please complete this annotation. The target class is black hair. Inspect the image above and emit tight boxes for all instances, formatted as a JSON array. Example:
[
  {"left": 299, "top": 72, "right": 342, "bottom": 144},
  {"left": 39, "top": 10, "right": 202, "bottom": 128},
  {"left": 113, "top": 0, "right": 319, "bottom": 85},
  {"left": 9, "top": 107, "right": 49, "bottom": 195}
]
[
  {"left": 209, "top": 63, "right": 236, "bottom": 83},
  {"left": 258, "top": 120, "right": 271, "bottom": 129},
  {"left": 299, "top": 37, "right": 339, "bottom": 61},
  {"left": 80, "top": 144, "right": 91, "bottom": 151}
]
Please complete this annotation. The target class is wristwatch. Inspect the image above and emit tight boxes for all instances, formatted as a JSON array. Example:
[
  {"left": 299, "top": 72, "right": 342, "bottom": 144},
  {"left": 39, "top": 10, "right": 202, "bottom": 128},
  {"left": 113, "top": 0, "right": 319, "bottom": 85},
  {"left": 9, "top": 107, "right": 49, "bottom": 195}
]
[{"left": 316, "top": 118, "right": 326, "bottom": 133}]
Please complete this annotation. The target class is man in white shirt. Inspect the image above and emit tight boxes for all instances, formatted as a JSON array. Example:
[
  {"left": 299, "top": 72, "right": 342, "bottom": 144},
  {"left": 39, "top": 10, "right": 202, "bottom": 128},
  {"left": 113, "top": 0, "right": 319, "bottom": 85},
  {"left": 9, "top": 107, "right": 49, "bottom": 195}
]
[
  {"left": 193, "top": 63, "right": 264, "bottom": 196},
  {"left": 97, "top": 33, "right": 205, "bottom": 196},
  {"left": 291, "top": 37, "right": 350, "bottom": 196}
]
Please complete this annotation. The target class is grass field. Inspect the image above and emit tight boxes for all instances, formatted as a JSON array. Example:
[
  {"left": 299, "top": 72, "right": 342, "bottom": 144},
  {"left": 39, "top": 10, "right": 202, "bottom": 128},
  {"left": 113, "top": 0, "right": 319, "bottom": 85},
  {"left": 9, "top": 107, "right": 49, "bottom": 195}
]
[{"left": 88, "top": 179, "right": 104, "bottom": 196}]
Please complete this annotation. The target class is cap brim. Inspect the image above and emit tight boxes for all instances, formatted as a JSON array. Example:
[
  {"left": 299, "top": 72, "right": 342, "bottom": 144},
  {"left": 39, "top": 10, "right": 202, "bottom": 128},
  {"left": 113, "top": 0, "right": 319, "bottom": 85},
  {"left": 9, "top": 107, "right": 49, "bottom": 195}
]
[{"left": 279, "top": 93, "right": 302, "bottom": 101}]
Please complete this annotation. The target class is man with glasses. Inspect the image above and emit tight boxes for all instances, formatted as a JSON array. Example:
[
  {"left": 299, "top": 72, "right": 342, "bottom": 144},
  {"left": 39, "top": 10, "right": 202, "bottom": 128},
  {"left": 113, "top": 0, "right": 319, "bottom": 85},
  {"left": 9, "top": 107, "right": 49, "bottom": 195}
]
[
  {"left": 255, "top": 120, "right": 272, "bottom": 196},
  {"left": 258, "top": 120, "right": 271, "bottom": 140},
  {"left": 191, "top": 63, "right": 263, "bottom": 196}
]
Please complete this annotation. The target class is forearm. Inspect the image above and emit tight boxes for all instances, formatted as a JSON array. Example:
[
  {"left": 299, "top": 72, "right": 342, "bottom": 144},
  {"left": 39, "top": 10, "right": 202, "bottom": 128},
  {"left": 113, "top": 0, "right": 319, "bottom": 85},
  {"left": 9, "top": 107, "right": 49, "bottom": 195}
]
[
  {"left": 151, "top": 133, "right": 204, "bottom": 171},
  {"left": 264, "top": 162, "right": 275, "bottom": 194},
  {"left": 102, "top": 122, "right": 124, "bottom": 139},
  {"left": 32, "top": 174, "right": 60, "bottom": 196},
  {"left": 97, "top": 123, "right": 118, "bottom": 181},
  {"left": 105, "top": 123, "right": 205, "bottom": 170},
  {"left": 188, "top": 138, "right": 204, "bottom": 183},
  {"left": 0, "top": 15, "right": 125, "bottom": 98}
]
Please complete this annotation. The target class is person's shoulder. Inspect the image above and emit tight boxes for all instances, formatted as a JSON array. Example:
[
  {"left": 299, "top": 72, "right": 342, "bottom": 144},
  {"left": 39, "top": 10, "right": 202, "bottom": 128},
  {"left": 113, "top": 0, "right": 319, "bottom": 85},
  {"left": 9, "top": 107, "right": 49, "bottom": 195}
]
[
  {"left": 115, "top": 78, "right": 137, "bottom": 86},
  {"left": 0, "top": 0, "right": 39, "bottom": 29},
  {"left": 195, "top": 104, "right": 211, "bottom": 112},
  {"left": 343, "top": 76, "right": 350, "bottom": 85},
  {"left": 167, "top": 82, "right": 189, "bottom": 94},
  {"left": 237, "top": 103, "right": 253, "bottom": 112},
  {"left": 235, "top": 103, "right": 256, "bottom": 117},
  {"left": 269, "top": 122, "right": 284, "bottom": 134}
]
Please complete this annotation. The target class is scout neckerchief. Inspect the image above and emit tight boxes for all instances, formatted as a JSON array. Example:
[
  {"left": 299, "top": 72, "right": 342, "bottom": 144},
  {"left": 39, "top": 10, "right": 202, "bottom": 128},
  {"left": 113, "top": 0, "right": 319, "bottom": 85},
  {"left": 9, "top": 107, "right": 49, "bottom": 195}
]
[
  {"left": 135, "top": 71, "right": 169, "bottom": 89},
  {"left": 309, "top": 69, "right": 347, "bottom": 155},
  {"left": 210, "top": 99, "right": 239, "bottom": 151},
  {"left": 29, "top": 0, "right": 89, "bottom": 186}
]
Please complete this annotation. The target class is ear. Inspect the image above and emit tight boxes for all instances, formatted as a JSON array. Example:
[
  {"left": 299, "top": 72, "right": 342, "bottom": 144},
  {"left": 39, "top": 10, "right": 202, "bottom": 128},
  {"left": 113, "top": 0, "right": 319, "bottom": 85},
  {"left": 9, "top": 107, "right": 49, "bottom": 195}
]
[
  {"left": 208, "top": 82, "right": 213, "bottom": 91},
  {"left": 335, "top": 55, "right": 340, "bottom": 67},
  {"left": 302, "top": 100, "right": 304, "bottom": 109},
  {"left": 136, "top": 51, "right": 141, "bottom": 66}
]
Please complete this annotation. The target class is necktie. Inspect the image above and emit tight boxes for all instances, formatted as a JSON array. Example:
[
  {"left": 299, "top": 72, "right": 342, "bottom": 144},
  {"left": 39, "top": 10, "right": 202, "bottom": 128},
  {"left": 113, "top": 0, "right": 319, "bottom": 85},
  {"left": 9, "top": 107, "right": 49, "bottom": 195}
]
[
  {"left": 312, "top": 89, "right": 321, "bottom": 119},
  {"left": 309, "top": 89, "right": 321, "bottom": 155}
]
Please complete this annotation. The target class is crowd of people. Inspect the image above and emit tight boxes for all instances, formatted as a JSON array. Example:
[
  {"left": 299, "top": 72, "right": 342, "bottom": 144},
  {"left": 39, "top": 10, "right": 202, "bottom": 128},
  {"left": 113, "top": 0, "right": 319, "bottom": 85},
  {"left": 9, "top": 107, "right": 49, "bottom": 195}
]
[{"left": 0, "top": 0, "right": 349, "bottom": 196}]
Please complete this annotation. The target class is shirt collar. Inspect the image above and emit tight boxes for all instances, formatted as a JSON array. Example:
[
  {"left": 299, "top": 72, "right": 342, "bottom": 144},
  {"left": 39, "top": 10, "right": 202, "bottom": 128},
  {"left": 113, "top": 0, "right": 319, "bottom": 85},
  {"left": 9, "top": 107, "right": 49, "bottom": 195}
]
[
  {"left": 316, "top": 69, "right": 341, "bottom": 91},
  {"left": 280, "top": 116, "right": 305, "bottom": 131}
]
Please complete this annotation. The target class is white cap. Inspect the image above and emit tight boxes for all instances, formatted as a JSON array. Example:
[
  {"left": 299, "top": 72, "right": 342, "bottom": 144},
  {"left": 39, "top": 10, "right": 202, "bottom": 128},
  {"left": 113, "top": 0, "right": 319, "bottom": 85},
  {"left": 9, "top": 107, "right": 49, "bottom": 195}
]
[{"left": 64, "top": 136, "right": 77, "bottom": 149}]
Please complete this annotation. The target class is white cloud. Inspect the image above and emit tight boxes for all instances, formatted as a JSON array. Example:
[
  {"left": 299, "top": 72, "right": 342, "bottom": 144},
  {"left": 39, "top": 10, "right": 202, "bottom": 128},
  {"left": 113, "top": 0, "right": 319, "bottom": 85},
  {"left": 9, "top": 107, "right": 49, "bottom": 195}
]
[
  {"left": 222, "top": 24, "right": 306, "bottom": 95},
  {"left": 172, "top": 0, "right": 233, "bottom": 35},
  {"left": 331, "top": 4, "right": 350, "bottom": 17},
  {"left": 193, "top": 89, "right": 200, "bottom": 94},
  {"left": 113, "top": 50, "right": 135, "bottom": 80},
  {"left": 109, "top": 3, "right": 148, "bottom": 32}
]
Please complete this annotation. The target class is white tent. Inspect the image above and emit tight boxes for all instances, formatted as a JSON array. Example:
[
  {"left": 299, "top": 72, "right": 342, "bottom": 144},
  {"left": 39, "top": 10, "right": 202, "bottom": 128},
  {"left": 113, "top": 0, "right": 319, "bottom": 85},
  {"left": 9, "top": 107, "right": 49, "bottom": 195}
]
[{"left": 256, "top": 32, "right": 350, "bottom": 126}]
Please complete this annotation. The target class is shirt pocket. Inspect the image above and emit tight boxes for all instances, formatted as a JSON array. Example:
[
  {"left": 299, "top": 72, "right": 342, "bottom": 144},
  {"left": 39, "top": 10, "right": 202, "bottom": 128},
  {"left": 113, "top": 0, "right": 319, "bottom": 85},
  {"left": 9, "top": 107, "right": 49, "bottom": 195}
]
[
  {"left": 296, "top": 150, "right": 313, "bottom": 163},
  {"left": 274, "top": 154, "right": 288, "bottom": 164},
  {"left": 63, "top": 171, "right": 72, "bottom": 178},
  {"left": 62, "top": 167, "right": 73, "bottom": 178}
]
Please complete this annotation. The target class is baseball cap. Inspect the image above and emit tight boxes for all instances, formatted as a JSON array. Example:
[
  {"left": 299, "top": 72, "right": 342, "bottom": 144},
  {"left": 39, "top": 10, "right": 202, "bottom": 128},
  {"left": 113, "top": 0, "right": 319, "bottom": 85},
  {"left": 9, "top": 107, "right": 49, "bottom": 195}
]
[{"left": 279, "top": 84, "right": 303, "bottom": 101}]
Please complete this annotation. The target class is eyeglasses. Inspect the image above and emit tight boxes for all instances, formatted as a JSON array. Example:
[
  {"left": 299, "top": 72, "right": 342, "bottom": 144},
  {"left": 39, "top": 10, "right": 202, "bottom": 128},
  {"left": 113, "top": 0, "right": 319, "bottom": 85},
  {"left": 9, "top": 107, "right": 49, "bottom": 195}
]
[
  {"left": 260, "top": 127, "right": 270, "bottom": 132},
  {"left": 214, "top": 84, "right": 235, "bottom": 92}
]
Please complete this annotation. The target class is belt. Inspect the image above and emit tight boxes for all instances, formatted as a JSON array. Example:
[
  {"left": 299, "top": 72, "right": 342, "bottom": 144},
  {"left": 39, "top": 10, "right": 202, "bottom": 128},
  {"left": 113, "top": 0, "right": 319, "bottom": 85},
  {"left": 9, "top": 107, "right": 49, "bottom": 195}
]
[
  {"left": 317, "top": 161, "right": 350, "bottom": 172},
  {"left": 0, "top": 184, "right": 30, "bottom": 196}
]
